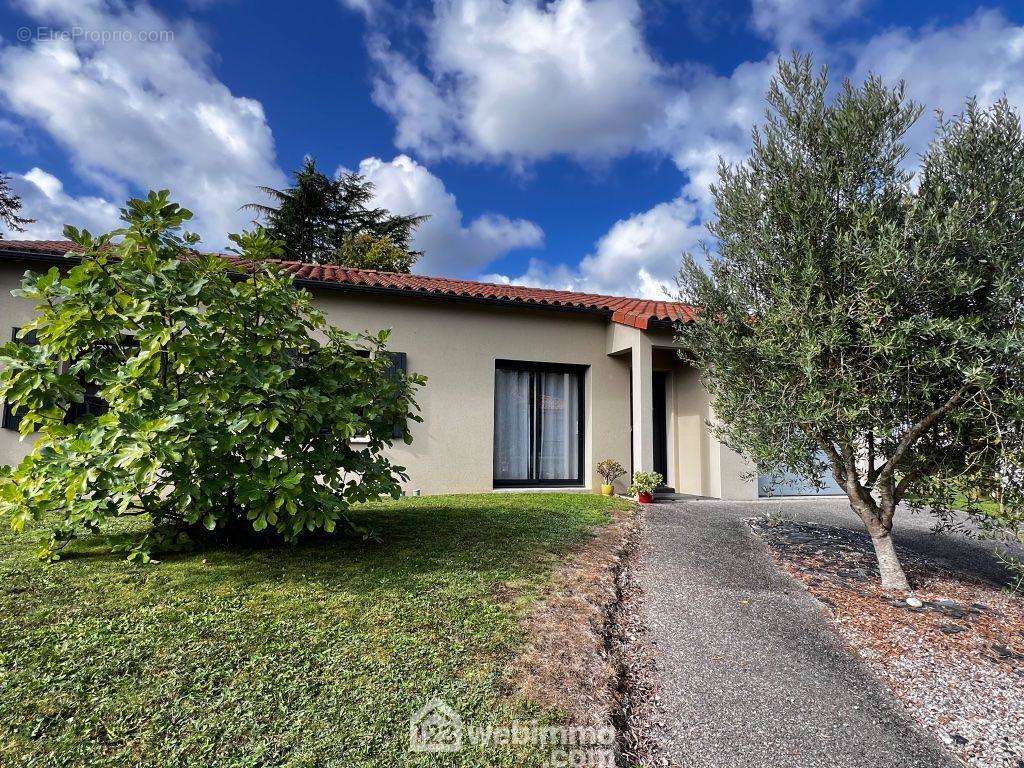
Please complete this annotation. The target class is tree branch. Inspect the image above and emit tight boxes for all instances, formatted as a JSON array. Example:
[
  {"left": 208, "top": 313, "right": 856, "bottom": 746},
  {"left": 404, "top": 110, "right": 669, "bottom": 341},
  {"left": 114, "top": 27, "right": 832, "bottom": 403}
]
[
  {"left": 876, "top": 384, "right": 971, "bottom": 485},
  {"left": 819, "top": 434, "right": 883, "bottom": 524},
  {"left": 894, "top": 471, "right": 917, "bottom": 504},
  {"left": 820, "top": 437, "right": 857, "bottom": 492}
]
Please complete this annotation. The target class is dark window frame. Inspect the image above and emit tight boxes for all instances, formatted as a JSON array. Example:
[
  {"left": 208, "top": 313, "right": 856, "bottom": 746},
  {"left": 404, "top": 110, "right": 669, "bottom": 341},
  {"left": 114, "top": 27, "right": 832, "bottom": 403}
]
[
  {"left": 384, "top": 351, "right": 408, "bottom": 439},
  {"left": 2, "top": 327, "right": 37, "bottom": 432},
  {"left": 64, "top": 337, "right": 129, "bottom": 424},
  {"left": 2, "top": 327, "right": 122, "bottom": 430},
  {"left": 493, "top": 359, "right": 587, "bottom": 488},
  {"left": 64, "top": 382, "right": 109, "bottom": 423},
  {"left": 349, "top": 349, "right": 408, "bottom": 443}
]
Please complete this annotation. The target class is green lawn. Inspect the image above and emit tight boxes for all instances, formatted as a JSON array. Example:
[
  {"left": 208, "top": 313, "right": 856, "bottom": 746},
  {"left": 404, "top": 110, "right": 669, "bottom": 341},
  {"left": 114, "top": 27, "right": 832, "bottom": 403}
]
[{"left": 0, "top": 493, "right": 628, "bottom": 768}]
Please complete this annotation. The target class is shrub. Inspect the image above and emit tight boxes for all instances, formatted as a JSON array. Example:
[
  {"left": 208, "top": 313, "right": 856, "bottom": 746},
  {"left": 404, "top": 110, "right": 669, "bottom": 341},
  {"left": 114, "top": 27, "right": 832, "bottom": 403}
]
[
  {"left": 0, "top": 191, "right": 424, "bottom": 560},
  {"left": 596, "top": 459, "right": 626, "bottom": 485},
  {"left": 627, "top": 471, "right": 662, "bottom": 496}
]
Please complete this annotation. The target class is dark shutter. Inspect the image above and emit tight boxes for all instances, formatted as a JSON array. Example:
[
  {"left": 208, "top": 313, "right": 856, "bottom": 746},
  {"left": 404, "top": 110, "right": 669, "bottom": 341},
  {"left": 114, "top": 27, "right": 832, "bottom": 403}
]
[
  {"left": 384, "top": 351, "right": 408, "bottom": 439},
  {"left": 2, "top": 327, "right": 37, "bottom": 432}
]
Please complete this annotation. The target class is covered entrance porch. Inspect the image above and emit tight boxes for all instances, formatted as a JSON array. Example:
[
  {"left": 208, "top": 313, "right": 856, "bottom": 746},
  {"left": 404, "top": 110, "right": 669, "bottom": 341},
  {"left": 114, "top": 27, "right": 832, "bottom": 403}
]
[{"left": 607, "top": 323, "right": 757, "bottom": 500}]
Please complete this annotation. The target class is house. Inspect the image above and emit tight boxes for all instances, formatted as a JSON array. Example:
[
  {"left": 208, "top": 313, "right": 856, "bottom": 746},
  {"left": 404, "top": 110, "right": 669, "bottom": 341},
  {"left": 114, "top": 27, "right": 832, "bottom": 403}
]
[{"left": 0, "top": 239, "right": 831, "bottom": 499}]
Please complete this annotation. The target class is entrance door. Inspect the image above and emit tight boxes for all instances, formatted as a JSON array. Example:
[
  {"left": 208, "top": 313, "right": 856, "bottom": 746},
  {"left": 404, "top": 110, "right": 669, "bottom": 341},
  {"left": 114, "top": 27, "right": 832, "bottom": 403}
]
[{"left": 652, "top": 372, "right": 669, "bottom": 488}]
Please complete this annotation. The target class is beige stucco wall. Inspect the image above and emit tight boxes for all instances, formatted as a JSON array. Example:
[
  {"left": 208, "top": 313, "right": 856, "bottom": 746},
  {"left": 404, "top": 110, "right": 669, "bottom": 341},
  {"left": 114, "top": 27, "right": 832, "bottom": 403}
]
[
  {"left": 670, "top": 365, "right": 708, "bottom": 495},
  {"left": 671, "top": 364, "right": 758, "bottom": 500},
  {"left": 0, "top": 262, "right": 634, "bottom": 492},
  {"left": 314, "top": 291, "right": 633, "bottom": 495},
  {"left": 0, "top": 260, "right": 757, "bottom": 499}
]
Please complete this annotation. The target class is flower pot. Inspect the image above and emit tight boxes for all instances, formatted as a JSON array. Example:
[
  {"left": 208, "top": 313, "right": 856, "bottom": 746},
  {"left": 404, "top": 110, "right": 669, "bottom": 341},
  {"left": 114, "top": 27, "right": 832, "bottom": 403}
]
[
  {"left": 601, "top": 484, "right": 614, "bottom": 496},
  {"left": 637, "top": 491, "right": 654, "bottom": 504}
]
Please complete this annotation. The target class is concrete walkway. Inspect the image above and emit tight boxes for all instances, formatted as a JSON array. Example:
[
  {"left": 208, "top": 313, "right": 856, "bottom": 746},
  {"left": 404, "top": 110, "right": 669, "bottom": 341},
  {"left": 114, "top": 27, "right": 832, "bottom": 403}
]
[{"left": 637, "top": 499, "right": 958, "bottom": 768}]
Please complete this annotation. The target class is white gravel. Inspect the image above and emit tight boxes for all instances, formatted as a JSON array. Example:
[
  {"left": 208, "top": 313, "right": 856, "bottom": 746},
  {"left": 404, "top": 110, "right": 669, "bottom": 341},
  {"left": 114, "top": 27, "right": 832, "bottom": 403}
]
[
  {"left": 752, "top": 503, "right": 1024, "bottom": 768},
  {"left": 848, "top": 615, "right": 1024, "bottom": 767}
]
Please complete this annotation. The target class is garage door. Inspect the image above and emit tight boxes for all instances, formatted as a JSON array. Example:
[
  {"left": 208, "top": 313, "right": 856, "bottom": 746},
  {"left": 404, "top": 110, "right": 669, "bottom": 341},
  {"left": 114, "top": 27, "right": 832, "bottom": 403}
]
[{"left": 758, "top": 452, "right": 844, "bottom": 497}]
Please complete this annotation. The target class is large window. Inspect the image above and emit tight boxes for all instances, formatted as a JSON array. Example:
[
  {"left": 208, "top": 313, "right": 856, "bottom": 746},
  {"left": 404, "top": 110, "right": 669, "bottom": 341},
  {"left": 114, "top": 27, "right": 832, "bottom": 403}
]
[{"left": 493, "top": 360, "right": 585, "bottom": 487}]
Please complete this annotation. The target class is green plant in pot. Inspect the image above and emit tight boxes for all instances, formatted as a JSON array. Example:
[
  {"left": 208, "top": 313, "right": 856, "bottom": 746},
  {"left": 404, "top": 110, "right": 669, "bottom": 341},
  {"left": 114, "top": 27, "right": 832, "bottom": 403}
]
[
  {"left": 596, "top": 459, "right": 626, "bottom": 496},
  {"left": 628, "top": 471, "right": 663, "bottom": 503}
]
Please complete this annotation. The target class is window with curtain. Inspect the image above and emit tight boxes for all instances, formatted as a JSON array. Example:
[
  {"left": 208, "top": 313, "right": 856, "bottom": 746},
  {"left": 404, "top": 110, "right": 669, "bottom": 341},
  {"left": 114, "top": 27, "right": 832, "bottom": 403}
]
[{"left": 493, "top": 360, "right": 584, "bottom": 486}]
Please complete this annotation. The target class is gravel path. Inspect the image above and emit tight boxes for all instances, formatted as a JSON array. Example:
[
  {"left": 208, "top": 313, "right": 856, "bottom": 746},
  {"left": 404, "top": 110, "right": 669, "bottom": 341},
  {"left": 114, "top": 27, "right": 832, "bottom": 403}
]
[{"left": 637, "top": 498, "right": 957, "bottom": 768}]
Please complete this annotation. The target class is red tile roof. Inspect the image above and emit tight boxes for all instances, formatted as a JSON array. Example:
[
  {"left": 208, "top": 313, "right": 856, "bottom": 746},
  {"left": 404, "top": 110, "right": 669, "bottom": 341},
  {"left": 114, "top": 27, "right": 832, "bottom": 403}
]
[
  {"left": 0, "top": 239, "right": 694, "bottom": 330},
  {"left": 0, "top": 239, "right": 80, "bottom": 255}
]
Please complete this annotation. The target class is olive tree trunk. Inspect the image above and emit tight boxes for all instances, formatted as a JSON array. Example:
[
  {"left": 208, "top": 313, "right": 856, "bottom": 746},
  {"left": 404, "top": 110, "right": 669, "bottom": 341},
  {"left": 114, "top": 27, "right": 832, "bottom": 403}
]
[
  {"left": 867, "top": 528, "right": 909, "bottom": 591},
  {"left": 848, "top": 496, "right": 910, "bottom": 591}
]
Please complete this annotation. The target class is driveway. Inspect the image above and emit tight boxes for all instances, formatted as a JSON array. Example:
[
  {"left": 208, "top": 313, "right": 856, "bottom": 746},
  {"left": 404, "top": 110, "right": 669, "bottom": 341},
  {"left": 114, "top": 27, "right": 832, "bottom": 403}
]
[{"left": 637, "top": 498, "right": 961, "bottom": 768}]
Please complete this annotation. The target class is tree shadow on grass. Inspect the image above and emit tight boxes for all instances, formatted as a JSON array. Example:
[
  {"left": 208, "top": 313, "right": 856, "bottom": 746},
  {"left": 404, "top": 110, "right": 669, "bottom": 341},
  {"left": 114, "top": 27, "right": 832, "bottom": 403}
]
[{"left": 44, "top": 495, "right": 609, "bottom": 592}]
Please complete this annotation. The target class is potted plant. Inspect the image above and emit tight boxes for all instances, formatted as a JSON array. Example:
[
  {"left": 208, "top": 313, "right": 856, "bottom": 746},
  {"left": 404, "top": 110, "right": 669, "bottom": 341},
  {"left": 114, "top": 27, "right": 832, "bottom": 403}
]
[
  {"left": 628, "top": 471, "right": 663, "bottom": 504},
  {"left": 596, "top": 459, "right": 626, "bottom": 496}
]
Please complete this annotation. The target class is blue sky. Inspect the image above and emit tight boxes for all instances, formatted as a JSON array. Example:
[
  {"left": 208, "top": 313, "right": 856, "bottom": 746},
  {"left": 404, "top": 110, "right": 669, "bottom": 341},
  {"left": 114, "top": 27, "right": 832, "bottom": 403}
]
[{"left": 0, "top": 0, "right": 1022, "bottom": 298}]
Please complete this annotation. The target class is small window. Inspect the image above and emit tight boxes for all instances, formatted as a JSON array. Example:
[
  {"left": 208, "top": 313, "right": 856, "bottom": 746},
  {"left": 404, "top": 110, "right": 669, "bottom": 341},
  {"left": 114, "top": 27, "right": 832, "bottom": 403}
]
[
  {"left": 2, "top": 327, "right": 37, "bottom": 432},
  {"left": 493, "top": 360, "right": 585, "bottom": 487},
  {"left": 2, "top": 326, "right": 112, "bottom": 430},
  {"left": 64, "top": 339, "right": 124, "bottom": 424},
  {"left": 351, "top": 350, "right": 407, "bottom": 444},
  {"left": 65, "top": 383, "right": 108, "bottom": 423},
  {"left": 384, "top": 351, "right": 407, "bottom": 439}
]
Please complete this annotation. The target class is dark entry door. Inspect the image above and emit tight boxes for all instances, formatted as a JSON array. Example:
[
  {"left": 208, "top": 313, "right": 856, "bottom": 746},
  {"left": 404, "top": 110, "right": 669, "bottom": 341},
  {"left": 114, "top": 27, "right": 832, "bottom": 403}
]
[{"left": 652, "top": 372, "right": 669, "bottom": 486}]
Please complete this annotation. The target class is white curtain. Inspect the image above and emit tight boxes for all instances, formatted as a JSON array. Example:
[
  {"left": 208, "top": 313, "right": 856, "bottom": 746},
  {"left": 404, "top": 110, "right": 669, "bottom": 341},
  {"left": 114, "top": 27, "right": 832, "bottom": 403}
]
[
  {"left": 537, "top": 371, "right": 579, "bottom": 480},
  {"left": 495, "top": 367, "right": 580, "bottom": 482},
  {"left": 493, "top": 369, "right": 532, "bottom": 480}
]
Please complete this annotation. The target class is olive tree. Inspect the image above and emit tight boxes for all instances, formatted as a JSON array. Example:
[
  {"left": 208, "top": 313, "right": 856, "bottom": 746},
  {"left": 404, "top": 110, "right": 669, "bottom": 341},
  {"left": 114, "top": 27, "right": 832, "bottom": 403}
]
[
  {"left": 677, "top": 56, "right": 1024, "bottom": 590},
  {"left": 0, "top": 191, "right": 424, "bottom": 560}
]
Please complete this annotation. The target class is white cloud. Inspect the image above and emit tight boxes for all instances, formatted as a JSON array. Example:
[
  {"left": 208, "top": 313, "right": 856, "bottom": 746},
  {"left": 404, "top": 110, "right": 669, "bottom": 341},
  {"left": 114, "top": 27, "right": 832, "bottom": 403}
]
[
  {"left": 750, "top": 0, "right": 865, "bottom": 49},
  {"left": 361, "top": 0, "right": 776, "bottom": 294},
  {"left": 2, "top": 167, "right": 120, "bottom": 239},
  {"left": 7, "top": 0, "right": 1021, "bottom": 307},
  {"left": 480, "top": 9, "right": 1024, "bottom": 298},
  {"left": 652, "top": 9, "right": 1024, "bottom": 230},
  {"left": 471, "top": 50, "right": 773, "bottom": 297},
  {"left": 850, "top": 9, "right": 1024, "bottom": 158},
  {"left": 355, "top": 155, "right": 543, "bottom": 275},
  {"left": 339, "top": 0, "right": 380, "bottom": 17},
  {"left": 370, "top": 0, "right": 670, "bottom": 163},
  {"left": 0, "top": 0, "right": 286, "bottom": 246},
  {"left": 485, "top": 196, "right": 703, "bottom": 299},
  {"left": 654, "top": 59, "right": 774, "bottom": 215},
  {"left": 579, "top": 197, "right": 702, "bottom": 296},
  {"left": 368, "top": 38, "right": 461, "bottom": 158}
]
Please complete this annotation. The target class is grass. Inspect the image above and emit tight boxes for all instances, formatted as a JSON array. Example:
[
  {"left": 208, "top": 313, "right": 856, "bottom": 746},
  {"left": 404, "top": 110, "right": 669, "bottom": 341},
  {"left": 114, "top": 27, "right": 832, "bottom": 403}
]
[{"left": 0, "top": 493, "right": 629, "bottom": 768}]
